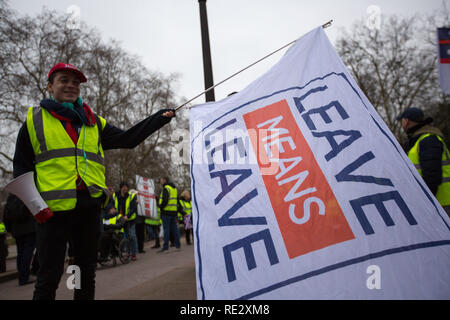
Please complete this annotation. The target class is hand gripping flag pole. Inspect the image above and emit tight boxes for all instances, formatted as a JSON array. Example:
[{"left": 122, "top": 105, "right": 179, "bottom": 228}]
[{"left": 175, "top": 20, "right": 333, "bottom": 111}]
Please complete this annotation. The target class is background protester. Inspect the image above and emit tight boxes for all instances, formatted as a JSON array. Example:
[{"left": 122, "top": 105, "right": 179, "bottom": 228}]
[
  {"left": 131, "top": 189, "right": 146, "bottom": 254},
  {"left": 3, "top": 195, "right": 39, "bottom": 286},
  {"left": 179, "top": 190, "right": 193, "bottom": 245},
  {"left": 397, "top": 107, "right": 450, "bottom": 215},
  {"left": 113, "top": 182, "right": 138, "bottom": 261},
  {"left": 158, "top": 177, "right": 180, "bottom": 252},
  {"left": 146, "top": 199, "right": 161, "bottom": 249}
]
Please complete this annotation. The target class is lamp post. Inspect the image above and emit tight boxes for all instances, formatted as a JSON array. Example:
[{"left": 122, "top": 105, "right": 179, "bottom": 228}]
[{"left": 198, "top": 0, "right": 215, "bottom": 102}]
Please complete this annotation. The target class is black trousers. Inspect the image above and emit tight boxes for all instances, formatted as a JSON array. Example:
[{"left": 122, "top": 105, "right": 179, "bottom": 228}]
[
  {"left": 98, "top": 231, "right": 113, "bottom": 259},
  {"left": 0, "top": 234, "right": 7, "bottom": 273},
  {"left": 15, "top": 233, "right": 37, "bottom": 285},
  {"left": 33, "top": 190, "right": 102, "bottom": 300},
  {"left": 135, "top": 222, "right": 145, "bottom": 252},
  {"left": 150, "top": 226, "right": 160, "bottom": 246},
  {"left": 185, "top": 228, "right": 192, "bottom": 244}
]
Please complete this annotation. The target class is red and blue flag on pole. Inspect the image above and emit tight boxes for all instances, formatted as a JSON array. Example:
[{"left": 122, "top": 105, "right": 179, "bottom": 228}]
[{"left": 437, "top": 27, "right": 450, "bottom": 94}]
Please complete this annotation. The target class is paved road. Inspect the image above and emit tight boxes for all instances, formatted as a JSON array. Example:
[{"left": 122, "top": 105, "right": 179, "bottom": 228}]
[{"left": 0, "top": 238, "right": 197, "bottom": 300}]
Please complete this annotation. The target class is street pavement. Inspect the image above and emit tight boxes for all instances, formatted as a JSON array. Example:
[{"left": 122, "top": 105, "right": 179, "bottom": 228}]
[{"left": 0, "top": 238, "right": 197, "bottom": 300}]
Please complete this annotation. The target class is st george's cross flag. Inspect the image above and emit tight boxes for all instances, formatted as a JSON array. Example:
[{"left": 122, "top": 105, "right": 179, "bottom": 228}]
[
  {"left": 437, "top": 27, "right": 450, "bottom": 94},
  {"left": 189, "top": 27, "right": 450, "bottom": 300}
]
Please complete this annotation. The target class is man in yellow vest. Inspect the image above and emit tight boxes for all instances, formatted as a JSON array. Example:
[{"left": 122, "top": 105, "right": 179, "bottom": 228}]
[
  {"left": 145, "top": 203, "right": 162, "bottom": 249},
  {"left": 12, "top": 63, "right": 175, "bottom": 300},
  {"left": 157, "top": 177, "right": 180, "bottom": 252},
  {"left": 397, "top": 107, "right": 450, "bottom": 215},
  {"left": 113, "top": 182, "right": 138, "bottom": 261}
]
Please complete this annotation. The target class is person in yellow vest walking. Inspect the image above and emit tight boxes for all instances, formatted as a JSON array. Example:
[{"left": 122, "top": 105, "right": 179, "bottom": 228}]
[
  {"left": 12, "top": 62, "right": 175, "bottom": 300},
  {"left": 179, "top": 190, "right": 193, "bottom": 245},
  {"left": 113, "top": 182, "right": 138, "bottom": 261},
  {"left": 145, "top": 201, "right": 162, "bottom": 249},
  {"left": 397, "top": 108, "right": 450, "bottom": 215},
  {"left": 3, "top": 195, "right": 39, "bottom": 285},
  {"left": 157, "top": 177, "right": 180, "bottom": 252}
]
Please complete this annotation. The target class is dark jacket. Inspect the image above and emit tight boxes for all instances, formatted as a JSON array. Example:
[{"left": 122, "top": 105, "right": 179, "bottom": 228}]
[
  {"left": 102, "top": 196, "right": 117, "bottom": 221},
  {"left": 114, "top": 192, "right": 137, "bottom": 220},
  {"left": 404, "top": 122, "right": 445, "bottom": 195},
  {"left": 158, "top": 182, "right": 177, "bottom": 216},
  {"left": 3, "top": 195, "right": 36, "bottom": 238},
  {"left": 12, "top": 98, "right": 173, "bottom": 212}
]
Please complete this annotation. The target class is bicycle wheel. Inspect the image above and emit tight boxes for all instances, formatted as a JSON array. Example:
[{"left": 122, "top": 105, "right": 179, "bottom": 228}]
[{"left": 118, "top": 238, "right": 131, "bottom": 264}]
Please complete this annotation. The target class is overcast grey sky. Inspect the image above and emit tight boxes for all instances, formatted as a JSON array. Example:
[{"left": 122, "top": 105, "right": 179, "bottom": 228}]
[{"left": 8, "top": 0, "right": 449, "bottom": 107}]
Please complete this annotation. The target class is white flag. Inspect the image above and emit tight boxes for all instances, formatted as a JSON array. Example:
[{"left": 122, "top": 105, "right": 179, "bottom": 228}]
[{"left": 190, "top": 27, "right": 450, "bottom": 300}]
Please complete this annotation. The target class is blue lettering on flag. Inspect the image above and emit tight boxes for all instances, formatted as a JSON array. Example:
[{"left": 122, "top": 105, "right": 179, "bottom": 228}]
[
  {"left": 350, "top": 191, "right": 418, "bottom": 235},
  {"left": 335, "top": 151, "right": 394, "bottom": 186},
  {"left": 223, "top": 229, "right": 279, "bottom": 282},
  {"left": 211, "top": 169, "right": 253, "bottom": 205},
  {"left": 217, "top": 188, "right": 265, "bottom": 227}
]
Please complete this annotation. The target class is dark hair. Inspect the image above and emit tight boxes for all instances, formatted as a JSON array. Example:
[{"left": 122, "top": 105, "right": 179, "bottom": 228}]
[
  {"left": 119, "top": 181, "right": 129, "bottom": 189},
  {"left": 48, "top": 72, "right": 56, "bottom": 84},
  {"left": 48, "top": 70, "right": 65, "bottom": 84},
  {"left": 161, "top": 177, "right": 170, "bottom": 184}
]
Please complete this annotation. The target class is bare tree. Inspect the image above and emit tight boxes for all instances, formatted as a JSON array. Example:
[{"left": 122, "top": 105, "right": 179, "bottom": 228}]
[
  {"left": 0, "top": 1, "right": 190, "bottom": 197},
  {"left": 335, "top": 14, "right": 441, "bottom": 142}
]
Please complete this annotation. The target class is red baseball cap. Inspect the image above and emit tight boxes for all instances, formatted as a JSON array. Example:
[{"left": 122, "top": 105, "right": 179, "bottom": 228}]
[{"left": 48, "top": 62, "right": 87, "bottom": 83}]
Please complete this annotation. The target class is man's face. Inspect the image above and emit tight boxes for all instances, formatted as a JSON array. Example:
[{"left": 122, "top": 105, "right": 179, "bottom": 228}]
[
  {"left": 47, "top": 71, "right": 81, "bottom": 103},
  {"left": 401, "top": 118, "right": 420, "bottom": 133},
  {"left": 160, "top": 178, "right": 166, "bottom": 185},
  {"left": 121, "top": 185, "right": 128, "bottom": 194},
  {"left": 400, "top": 118, "right": 407, "bottom": 132}
]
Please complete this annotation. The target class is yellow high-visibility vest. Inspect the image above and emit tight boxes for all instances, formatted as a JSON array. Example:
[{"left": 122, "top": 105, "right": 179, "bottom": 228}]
[
  {"left": 103, "top": 214, "right": 124, "bottom": 233},
  {"left": 408, "top": 133, "right": 450, "bottom": 206},
  {"left": 113, "top": 192, "right": 137, "bottom": 221},
  {"left": 26, "top": 107, "right": 107, "bottom": 212},
  {"left": 179, "top": 200, "right": 192, "bottom": 217},
  {"left": 0, "top": 222, "right": 6, "bottom": 234},
  {"left": 145, "top": 207, "right": 161, "bottom": 226},
  {"left": 159, "top": 185, "right": 178, "bottom": 212}
]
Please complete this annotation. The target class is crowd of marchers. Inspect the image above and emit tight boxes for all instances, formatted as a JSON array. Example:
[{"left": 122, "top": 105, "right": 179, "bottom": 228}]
[{"left": 1, "top": 175, "right": 193, "bottom": 288}]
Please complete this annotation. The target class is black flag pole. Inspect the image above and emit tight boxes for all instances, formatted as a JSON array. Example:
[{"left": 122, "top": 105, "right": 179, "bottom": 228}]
[
  {"left": 175, "top": 20, "right": 333, "bottom": 111},
  {"left": 198, "top": 0, "right": 215, "bottom": 103}
]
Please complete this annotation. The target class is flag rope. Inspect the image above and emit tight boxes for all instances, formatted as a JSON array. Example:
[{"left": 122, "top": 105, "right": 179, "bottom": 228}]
[{"left": 175, "top": 20, "right": 333, "bottom": 111}]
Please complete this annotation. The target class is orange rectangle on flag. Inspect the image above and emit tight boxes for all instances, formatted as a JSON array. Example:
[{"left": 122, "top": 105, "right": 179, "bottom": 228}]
[{"left": 243, "top": 100, "right": 355, "bottom": 259}]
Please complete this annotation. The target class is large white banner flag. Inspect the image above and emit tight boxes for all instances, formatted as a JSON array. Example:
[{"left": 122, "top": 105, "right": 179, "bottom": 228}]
[
  {"left": 135, "top": 175, "right": 158, "bottom": 219},
  {"left": 190, "top": 27, "right": 450, "bottom": 300}
]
